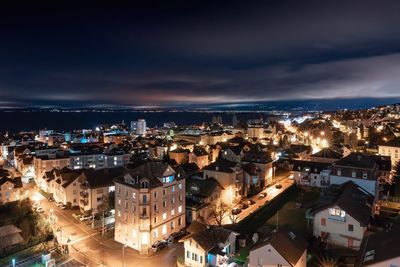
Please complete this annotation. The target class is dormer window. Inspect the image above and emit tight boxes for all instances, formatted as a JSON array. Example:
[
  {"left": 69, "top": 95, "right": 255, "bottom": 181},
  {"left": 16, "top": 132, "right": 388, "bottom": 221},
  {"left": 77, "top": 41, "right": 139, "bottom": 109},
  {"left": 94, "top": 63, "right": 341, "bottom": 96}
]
[
  {"left": 162, "top": 175, "right": 174, "bottom": 183},
  {"left": 362, "top": 172, "right": 368, "bottom": 179},
  {"left": 141, "top": 180, "right": 149, "bottom": 188}
]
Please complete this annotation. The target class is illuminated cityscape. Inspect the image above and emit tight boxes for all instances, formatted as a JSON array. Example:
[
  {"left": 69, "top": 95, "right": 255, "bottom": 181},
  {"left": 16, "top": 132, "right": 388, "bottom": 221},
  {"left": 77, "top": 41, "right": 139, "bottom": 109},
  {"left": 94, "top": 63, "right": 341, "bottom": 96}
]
[{"left": 1, "top": 2, "right": 400, "bottom": 267}]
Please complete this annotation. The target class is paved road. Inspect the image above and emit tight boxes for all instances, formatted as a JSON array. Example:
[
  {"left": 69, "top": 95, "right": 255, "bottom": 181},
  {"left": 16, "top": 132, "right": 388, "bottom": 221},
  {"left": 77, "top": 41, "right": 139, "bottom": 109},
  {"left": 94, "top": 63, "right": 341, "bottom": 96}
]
[{"left": 30, "top": 188, "right": 183, "bottom": 267}]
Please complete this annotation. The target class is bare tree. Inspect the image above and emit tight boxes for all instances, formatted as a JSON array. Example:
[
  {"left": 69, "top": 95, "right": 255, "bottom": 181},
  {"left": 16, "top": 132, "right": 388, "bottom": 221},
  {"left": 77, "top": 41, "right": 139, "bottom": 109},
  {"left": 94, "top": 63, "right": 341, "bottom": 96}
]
[{"left": 210, "top": 202, "right": 229, "bottom": 226}]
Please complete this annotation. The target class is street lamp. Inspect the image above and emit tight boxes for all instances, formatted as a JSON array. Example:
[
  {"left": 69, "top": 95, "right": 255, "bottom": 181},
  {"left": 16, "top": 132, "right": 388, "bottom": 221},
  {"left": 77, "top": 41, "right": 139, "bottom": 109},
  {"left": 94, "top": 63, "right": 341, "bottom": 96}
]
[{"left": 122, "top": 242, "right": 128, "bottom": 267}]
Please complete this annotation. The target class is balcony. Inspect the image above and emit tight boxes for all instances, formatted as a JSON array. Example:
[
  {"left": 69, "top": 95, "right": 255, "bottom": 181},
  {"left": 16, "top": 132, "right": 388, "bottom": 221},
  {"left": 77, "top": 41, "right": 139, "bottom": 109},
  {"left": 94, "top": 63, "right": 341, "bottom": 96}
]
[
  {"left": 80, "top": 199, "right": 88, "bottom": 206},
  {"left": 80, "top": 191, "right": 88, "bottom": 198}
]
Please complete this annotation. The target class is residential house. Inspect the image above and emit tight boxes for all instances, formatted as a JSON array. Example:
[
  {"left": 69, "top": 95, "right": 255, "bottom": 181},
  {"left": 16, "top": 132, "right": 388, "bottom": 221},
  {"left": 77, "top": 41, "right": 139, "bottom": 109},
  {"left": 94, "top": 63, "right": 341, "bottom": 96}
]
[
  {"left": 378, "top": 137, "right": 400, "bottom": 167},
  {"left": 242, "top": 150, "right": 273, "bottom": 186},
  {"left": 309, "top": 181, "right": 373, "bottom": 249},
  {"left": 52, "top": 168, "right": 81, "bottom": 207},
  {"left": 330, "top": 152, "right": 391, "bottom": 196},
  {"left": 242, "top": 163, "right": 262, "bottom": 196},
  {"left": 186, "top": 175, "right": 223, "bottom": 223},
  {"left": 203, "top": 158, "right": 243, "bottom": 204},
  {"left": 248, "top": 228, "right": 308, "bottom": 267},
  {"left": 355, "top": 224, "right": 400, "bottom": 267},
  {"left": 0, "top": 177, "right": 22, "bottom": 204},
  {"left": 291, "top": 160, "right": 331, "bottom": 188},
  {"left": 189, "top": 146, "right": 209, "bottom": 170},
  {"left": 169, "top": 148, "right": 190, "bottom": 165},
  {"left": 78, "top": 167, "right": 125, "bottom": 214},
  {"left": 309, "top": 147, "right": 343, "bottom": 163},
  {"left": 183, "top": 222, "right": 238, "bottom": 267}
]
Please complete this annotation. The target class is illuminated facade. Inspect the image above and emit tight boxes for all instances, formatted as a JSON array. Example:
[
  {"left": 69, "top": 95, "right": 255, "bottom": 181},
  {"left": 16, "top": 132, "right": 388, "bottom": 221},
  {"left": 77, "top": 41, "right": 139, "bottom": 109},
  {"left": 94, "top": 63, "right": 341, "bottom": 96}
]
[{"left": 114, "top": 161, "right": 186, "bottom": 255}]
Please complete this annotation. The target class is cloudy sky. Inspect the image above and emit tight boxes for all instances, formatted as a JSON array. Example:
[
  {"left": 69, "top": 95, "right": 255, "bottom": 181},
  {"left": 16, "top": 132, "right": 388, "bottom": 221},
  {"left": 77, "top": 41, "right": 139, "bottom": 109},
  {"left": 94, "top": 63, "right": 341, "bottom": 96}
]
[{"left": 1, "top": 1, "right": 400, "bottom": 108}]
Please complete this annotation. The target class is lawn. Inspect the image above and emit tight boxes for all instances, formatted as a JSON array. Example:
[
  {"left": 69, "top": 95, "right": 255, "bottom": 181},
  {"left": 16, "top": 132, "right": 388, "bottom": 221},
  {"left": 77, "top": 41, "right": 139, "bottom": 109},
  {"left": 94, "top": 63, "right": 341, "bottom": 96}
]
[{"left": 266, "top": 187, "right": 320, "bottom": 236}]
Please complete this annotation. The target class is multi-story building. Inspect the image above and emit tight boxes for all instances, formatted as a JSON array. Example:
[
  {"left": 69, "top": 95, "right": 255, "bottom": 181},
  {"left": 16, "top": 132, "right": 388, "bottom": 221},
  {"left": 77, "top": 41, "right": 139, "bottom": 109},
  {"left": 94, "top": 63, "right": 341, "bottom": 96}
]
[
  {"left": 136, "top": 119, "right": 147, "bottom": 136},
  {"left": 78, "top": 167, "right": 124, "bottom": 214},
  {"left": 188, "top": 146, "right": 209, "bottom": 170},
  {"left": 203, "top": 158, "right": 243, "bottom": 204},
  {"left": 291, "top": 160, "right": 331, "bottom": 188},
  {"left": 34, "top": 155, "right": 71, "bottom": 188},
  {"left": 114, "top": 161, "right": 186, "bottom": 255},
  {"left": 0, "top": 177, "right": 22, "bottom": 204},
  {"left": 242, "top": 150, "right": 273, "bottom": 186},
  {"left": 378, "top": 137, "right": 400, "bottom": 168},
  {"left": 329, "top": 152, "right": 391, "bottom": 196}
]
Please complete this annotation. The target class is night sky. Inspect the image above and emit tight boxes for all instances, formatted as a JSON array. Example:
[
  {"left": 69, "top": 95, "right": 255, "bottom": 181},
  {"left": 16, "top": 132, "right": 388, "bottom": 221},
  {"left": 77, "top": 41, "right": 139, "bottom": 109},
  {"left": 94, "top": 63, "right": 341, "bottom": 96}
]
[{"left": 2, "top": 1, "right": 400, "bottom": 108}]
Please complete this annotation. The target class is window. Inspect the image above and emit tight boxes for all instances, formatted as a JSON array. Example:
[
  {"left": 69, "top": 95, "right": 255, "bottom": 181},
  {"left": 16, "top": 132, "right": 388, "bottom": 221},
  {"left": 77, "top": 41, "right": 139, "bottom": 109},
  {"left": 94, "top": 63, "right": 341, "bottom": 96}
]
[
  {"left": 179, "top": 194, "right": 183, "bottom": 202},
  {"left": 321, "top": 218, "right": 326, "bottom": 226},
  {"left": 171, "top": 209, "right": 175, "bottom": 216},
  {"left": 154, "top": 216, "right": 157, "bottom": 224},
  {"left": 337, "top": 169, "right": 342, "bottom": 176},
  {"left": 178, "top": 217, "right": 182, "bottom": 226},
  {"left": 170, "top": 221, "right": 174, "bottom": 230},
  {"left": 142, "top": 207, "right": 147, "bottom": 216},
  {"left": 179, "top": 183, "right": 182, "bottom": 190},
  {"left": 171, "top": 197, "right": 175, "bottom": 204},
  {"left": 178, "top": 205, "right": 182, "bottom": 213},
  {"left": 163, "top": 189, "right": 166, "bottom": 196},
  {"left": 153, "top": 230, "right": 158, "bottom": 238},
  {"left": 125, "top": 202, "right": 128, "bottom": 209},
  {"left": 132, "top": 192, "right": 136, "bottom": 199},
  {"left": 362, "top": 172, "right": 368, "bottom": 179},
  {"left": 172, "top": 186, "right": 175, "bottom": 193},
  {"left": 154, "top": 204, "right": 157, "bottom": 211},
  {"left": 143, "top": 195, "right": 147, "bottom": 204},
  {"left": 352, "top": 171, "right": 357, "bottom": 178},
  {"left": 125, "top": 189, "right": 128, "bottom": 197},
  {"left": 329, "top": 208, "right": 346, "bottom": 221},
  {"left": 348, "top": 224, "right": 354, "bottom": 232},
  {"left": 154, "top": 191, "right": 158, "bottom": 198},
  {"left": 200, "top": 256, "right": 202, "bottom": 264},
  {"left": 163, "top": 200, "right": 166, "bottom": 208},
  {"left": 162, "top": 225, "right": 167, "bottom": 235},
  {"left": 163, "top": 212, "right": 167, "bottom": 220},
  {"left": 186, "top": 251, "right": 190, "bottom": 258}
]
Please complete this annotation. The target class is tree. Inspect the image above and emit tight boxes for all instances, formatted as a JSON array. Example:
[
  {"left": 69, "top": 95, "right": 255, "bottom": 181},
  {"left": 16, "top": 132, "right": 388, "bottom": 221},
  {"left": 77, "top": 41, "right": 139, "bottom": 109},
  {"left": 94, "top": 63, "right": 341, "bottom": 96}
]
[
  {"left": 394, "top": 161, "right": 400, "bottom": 178},
  {"left": 210, "top": 202, "right": 229, "bottom": 226}
]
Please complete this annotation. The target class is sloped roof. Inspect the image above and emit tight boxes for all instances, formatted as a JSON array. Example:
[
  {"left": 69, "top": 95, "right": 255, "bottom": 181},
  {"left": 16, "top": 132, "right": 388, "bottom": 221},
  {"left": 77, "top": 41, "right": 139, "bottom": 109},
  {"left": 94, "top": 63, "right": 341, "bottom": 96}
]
[
  {"left": 242, "top": 162, "right": 261, "bottom": 175},
  {"left": 203, "top": 158, "right": 237, "bottom": 173},
  {"left": 189, "top": 226, "right": 233, "bottom": 252},
  {"left": 380, "top": 137, "right": 400, "bottom": 147},
  {"left": 333, "top": 152, "right": 377, "bottom": 170},
  {"left": 186, "top": 177, "right": 223, "bottom": 198},
  {"left": 311, "top": 181, "right": 373, "bottom": 226},
  {"left": 251, "top": 228, "right": 308, "bottom": 267},
  {"left": 311, "top": 147, "right": 343, "bottom": 159},
  {"left": 242, "top": 150, "right": 272, "bottom": 164},
  {"left": 355, "top": 224, "right": 400, "bottom": 267},
  {"left": 81, "top": 167, "right": 126, "bottom": 188}
]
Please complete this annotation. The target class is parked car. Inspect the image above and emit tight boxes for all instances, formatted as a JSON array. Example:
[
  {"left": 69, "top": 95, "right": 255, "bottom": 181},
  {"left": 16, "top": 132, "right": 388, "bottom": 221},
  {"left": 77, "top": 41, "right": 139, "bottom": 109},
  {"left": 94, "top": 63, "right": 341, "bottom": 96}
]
[
  {"left": 231, "top": 208, "right": 242, "bottom": 215},
  {"left": 275, "top": 184, "right": 283, "bottom": 189},
  {"left": 79, "top": 214, "right": 93, "bottom": 221},
  {"left": 151, "top": 240, "right": 167, "bottom": 252},
  {"left": 239, "top": 203, "right": 249, "bottom": 210},
  {"left": 247, "top": 199, "right": 256, "bottom": 205},
  {"left": 167, "top": 232, "right": 181, "bottom": 243},
  {"left": 258, "top": 192, "right": 267, "bottom": 199}
]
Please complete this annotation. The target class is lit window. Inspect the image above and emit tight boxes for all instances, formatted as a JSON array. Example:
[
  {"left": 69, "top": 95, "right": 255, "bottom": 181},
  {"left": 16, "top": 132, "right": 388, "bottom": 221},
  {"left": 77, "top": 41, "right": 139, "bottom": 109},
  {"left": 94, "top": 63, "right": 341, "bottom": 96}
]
[
  {"left": 352, "top": 171, "right": 357, "bottom": 178},
  {"left": 171, "top": 209, "right": 175, "bottom": 216},
  {"left": 141, "top": 233, "right": 148, "bottom": 245},
  {"left": 118, "top": 210, "right": 121, "bottom": 217},
  {"left": 172, "top": 186, "right": 175, "bottom": 192},
  {"left": 163, "top": 212, "right": 167, "bottom": 220},
  {"left": 153, "top": 230, "right": 158, "bottom": 238},
  {"left": 178, "top": 206, "right": 182, "bottom": 213},
  {"left": 162, "top": 225, "right": 167, "bottom": 235},
  {"left": 178, "top": 183, "right": 182, "bottom": 190}
]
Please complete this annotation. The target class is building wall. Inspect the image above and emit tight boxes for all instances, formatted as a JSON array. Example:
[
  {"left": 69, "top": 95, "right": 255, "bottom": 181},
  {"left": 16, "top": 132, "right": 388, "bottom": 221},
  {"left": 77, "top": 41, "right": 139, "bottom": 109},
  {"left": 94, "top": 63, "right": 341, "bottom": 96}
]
[
  {"left": 363, "top": 256, "right": 400, "bottom": 267},
  {"left": 0, "top": 181, "right": 19, "bottom": 204},
  {"left": 203, "top": 170, "right": 241, "bottom": 203},
  {"left": 378, "top": 145, "right": 399, "bottom": 168},
  {"left": 114, "top": 178, "right": 186, "bottom": 254},
  {"left": 184, "top": 238, "right": 207, "bottom": 267},
  {"left": 249, "top": 244, "right": 291, "bottom": 267},
  {"left": 313, "top": 205, "right": 366, "bottom": 249}
]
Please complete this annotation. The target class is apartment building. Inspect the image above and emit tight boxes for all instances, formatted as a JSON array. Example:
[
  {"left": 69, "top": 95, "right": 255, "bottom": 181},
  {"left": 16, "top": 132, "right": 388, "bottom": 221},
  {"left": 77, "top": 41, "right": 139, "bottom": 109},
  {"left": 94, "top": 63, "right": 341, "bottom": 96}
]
[
  {"left": 330, "top": 152, "right": 391, "bottom": 196},
  {"left": 378, "top": 137, "right": 400, "bottom": 168},
  {"left": 114, "top": 161, "right": 186, "bottom": 255},
  {"left": 78, "top": 167, "right": 125, "bottom": 214}
]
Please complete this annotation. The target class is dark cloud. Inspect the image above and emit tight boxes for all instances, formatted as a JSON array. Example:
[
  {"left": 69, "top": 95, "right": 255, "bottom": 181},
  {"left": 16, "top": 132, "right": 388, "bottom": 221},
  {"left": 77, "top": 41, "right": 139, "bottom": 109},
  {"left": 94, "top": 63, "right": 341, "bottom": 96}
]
[{"left": 1, "top": 1, "right": 400, "bottom": 108}]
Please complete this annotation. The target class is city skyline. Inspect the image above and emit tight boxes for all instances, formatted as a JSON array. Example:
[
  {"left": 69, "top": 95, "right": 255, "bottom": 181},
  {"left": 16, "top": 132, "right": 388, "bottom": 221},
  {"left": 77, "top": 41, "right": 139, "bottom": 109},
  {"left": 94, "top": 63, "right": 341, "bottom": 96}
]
[{"left": 2, "top": 1, "right": 400, "bottom": 108}]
